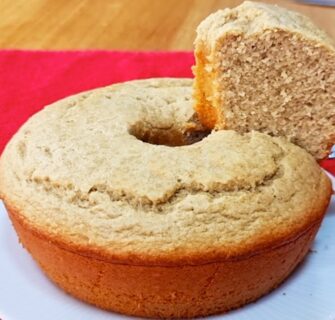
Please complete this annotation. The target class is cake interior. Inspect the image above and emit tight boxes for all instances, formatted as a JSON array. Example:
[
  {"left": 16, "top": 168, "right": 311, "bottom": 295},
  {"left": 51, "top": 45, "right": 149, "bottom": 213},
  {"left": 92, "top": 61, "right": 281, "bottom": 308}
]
[{"left": 194, "top": 30, "right": 335, "bottom": 159}]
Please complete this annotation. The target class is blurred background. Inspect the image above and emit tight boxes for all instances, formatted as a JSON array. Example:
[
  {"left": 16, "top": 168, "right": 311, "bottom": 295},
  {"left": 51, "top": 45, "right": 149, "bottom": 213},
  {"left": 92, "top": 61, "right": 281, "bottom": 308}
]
[{"left": 0, "top": 0, "right": 334, "bottom": 50}]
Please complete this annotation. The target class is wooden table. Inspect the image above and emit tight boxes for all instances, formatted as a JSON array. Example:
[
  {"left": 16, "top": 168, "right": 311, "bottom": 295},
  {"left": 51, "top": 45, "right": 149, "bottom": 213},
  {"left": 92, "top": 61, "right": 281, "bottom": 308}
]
[{"left": 0, "top": 0, "right": 334, "bottom": 50}]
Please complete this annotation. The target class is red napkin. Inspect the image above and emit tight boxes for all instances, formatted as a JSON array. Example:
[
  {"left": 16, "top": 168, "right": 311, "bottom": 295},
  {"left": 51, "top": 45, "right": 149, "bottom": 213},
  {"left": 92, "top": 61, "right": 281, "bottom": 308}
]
[{"left": 0, "top": 50, "right": 333, "bottom": 174}]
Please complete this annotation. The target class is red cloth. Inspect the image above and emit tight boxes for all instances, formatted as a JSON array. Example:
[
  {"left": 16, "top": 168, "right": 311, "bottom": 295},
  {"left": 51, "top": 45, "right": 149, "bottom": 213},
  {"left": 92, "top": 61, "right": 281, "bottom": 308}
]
[{"left": 0, "top": 50, "right": 333, "bottom": 174}]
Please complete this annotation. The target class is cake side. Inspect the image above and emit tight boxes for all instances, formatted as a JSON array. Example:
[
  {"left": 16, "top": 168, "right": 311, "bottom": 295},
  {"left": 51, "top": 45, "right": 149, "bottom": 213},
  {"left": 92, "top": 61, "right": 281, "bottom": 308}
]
[
  {"left": 7, "top": 204, "right": 322, "bottom": 318},
  {"left": 194, "top": 1, "right": 335, "bottom": 159}
]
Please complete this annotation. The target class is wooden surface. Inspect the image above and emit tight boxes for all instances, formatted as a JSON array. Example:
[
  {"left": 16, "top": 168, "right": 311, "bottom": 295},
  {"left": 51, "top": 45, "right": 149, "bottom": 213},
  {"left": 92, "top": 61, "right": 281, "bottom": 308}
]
[{"left": 0, "top": 0, "right": 334, "bottom": 50}]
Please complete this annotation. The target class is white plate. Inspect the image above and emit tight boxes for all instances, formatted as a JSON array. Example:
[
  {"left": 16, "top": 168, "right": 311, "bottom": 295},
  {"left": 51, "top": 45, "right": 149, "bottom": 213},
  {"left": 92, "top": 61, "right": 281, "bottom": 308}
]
[{"left": 0, "top": 176, "right": 334, "bottom": 320}]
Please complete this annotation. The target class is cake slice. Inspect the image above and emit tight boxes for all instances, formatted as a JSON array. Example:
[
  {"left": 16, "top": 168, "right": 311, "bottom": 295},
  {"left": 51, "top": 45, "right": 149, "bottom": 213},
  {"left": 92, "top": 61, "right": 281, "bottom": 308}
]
[{"left": 193, "top": 1, "right": 335, "bottom": 159}]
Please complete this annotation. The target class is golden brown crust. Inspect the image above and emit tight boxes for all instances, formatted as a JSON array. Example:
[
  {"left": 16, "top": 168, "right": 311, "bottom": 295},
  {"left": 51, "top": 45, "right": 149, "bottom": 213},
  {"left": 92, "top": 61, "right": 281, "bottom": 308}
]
[
  {"left": 8, "top": 205, "right": 323, "bottom": 318},
  {"left": 192, "top": 50, "right": 218, "bottom": 129}
]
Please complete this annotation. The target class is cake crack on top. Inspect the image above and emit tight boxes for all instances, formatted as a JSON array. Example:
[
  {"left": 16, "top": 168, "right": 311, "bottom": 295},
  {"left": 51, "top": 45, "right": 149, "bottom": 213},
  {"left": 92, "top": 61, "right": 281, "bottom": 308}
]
[{"left": 24, "top": 155, "right": 284, "bottom": 211}]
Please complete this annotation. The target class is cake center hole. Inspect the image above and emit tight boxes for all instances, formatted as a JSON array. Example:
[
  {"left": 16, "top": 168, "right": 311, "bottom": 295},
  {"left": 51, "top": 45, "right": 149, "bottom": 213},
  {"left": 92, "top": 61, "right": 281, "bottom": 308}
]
[{"left": 129, "top": 121, "right": 210, "bottom": 147}]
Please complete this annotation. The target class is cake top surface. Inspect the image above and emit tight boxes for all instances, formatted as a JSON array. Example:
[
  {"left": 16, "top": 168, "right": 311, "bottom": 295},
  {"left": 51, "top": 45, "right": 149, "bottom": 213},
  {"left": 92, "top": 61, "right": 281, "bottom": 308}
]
[
  {"left": 0, "top": 78, "right": 331, "bottom": 265},
  {"left": 196, "top": 1, "right": 335, "bottom": 49}
]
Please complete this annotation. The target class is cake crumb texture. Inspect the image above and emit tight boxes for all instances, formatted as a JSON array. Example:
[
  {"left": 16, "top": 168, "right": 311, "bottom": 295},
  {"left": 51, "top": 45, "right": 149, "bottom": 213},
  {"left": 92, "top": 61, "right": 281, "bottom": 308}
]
[{"left": 194, "top": 1, "right": 335, "bottom": 159}]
